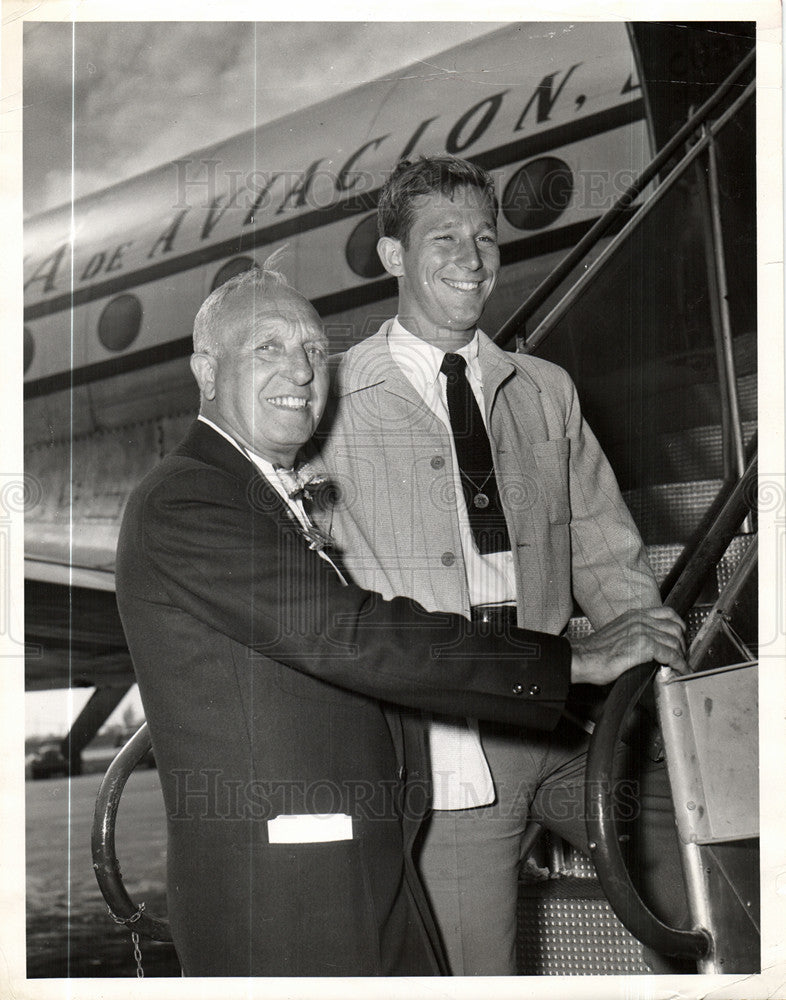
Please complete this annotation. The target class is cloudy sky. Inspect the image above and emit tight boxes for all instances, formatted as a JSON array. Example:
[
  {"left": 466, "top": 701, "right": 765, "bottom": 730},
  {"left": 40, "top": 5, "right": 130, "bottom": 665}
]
[{"left": 23, "top": 21, "right": 507, "bottom": 216}]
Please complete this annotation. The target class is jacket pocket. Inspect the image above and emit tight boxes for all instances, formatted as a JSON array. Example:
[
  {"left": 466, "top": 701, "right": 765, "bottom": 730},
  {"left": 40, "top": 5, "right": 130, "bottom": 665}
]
[
  {"left": 266, "top": 838, "right": 383, "bottom": 975},
  {"left": 532, "top": 438, "right": 571, "bottom": 524}
]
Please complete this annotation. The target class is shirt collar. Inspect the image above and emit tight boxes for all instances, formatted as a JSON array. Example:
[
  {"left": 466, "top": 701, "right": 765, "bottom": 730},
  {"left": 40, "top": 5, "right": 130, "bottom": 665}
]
[
  {"left": 388, "top": 317, "right": 482, "bottom": 389},
  {"left": 198, "top": 414, "right": 247, "bottom": 456},
  {"left": 197, "top": 414, "right": 280, "bottom": 480}
]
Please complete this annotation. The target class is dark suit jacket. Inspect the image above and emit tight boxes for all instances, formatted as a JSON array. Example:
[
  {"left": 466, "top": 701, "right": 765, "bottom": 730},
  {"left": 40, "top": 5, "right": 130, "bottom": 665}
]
[{"left": 115, "top": 420, "right": 572, "bottom": 976}]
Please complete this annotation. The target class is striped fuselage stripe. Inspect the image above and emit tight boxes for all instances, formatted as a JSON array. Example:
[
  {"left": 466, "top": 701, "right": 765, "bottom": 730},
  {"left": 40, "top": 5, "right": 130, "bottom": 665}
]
[{"left": 23, "top": 99, "right": 645, "bottom": 398}]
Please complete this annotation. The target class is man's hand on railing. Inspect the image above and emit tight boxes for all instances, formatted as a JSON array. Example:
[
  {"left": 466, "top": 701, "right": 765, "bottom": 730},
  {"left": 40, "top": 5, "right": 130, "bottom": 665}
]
[{"left": 569, "top": 607, "right": 687, "bottom": 685}]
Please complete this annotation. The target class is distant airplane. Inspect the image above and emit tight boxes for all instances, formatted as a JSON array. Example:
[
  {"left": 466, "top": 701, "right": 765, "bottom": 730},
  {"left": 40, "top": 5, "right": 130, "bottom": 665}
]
[{"left": 22, "top": 21, "right": 754, "bottom": 765}]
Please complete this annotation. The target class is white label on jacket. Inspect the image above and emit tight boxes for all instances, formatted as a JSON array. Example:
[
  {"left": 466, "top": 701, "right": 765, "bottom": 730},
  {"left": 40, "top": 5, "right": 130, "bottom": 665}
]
[{"left": 267, "top": 813, "right": 353, "bottom": 844}]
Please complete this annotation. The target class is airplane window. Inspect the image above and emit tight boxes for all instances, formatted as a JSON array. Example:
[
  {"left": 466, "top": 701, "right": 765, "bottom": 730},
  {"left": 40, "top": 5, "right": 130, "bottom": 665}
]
[
  {"left": 24, "top": 326, "right": 35, "bottom": 373},
  {"left": 98, "top": 294, "right": 143, "bottom": 352},
  {"left": 502, "top": 157, "right": 574, "bottom": 231},
  {"left": 211, "top": 256, "right": 257, "bottom": 291},
  {"left": 345, "top": 214, "right": 385, "bottom": 279}
]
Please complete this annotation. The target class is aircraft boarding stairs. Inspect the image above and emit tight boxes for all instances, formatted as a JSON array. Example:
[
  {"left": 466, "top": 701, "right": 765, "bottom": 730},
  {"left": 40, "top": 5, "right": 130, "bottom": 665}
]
[
  {"left": 512, "top": 342, "right": 757, "bottom": 975},
  {"left": 515, "top": 459, "right": 758, "bottom": 976},
  {"left": 506, "top": 46, "right": 758, "bottom": 975}
]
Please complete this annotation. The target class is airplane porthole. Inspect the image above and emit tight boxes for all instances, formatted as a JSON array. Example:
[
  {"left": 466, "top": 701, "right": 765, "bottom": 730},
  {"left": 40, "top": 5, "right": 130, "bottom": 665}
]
[
  {"left": 24, "top": 326, "right": 35, "bottom": 373},
  {"left": 502, "top": 157, "right": 574, "bottom": 231},
  {"left": 345, "top": 214, "right": 385, "bottom": 279},
  {"left": 211, "top": 256, "right": 256, "bottom": 292},
  {"left": 98, "top": 294, "right": 142, "bottom": 352}
]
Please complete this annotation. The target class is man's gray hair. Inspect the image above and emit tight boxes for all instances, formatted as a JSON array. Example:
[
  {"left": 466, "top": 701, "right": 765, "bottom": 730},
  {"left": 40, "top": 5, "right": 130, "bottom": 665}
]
[{"left": 193, "top": 248, "right": 291, "bottom": 355}]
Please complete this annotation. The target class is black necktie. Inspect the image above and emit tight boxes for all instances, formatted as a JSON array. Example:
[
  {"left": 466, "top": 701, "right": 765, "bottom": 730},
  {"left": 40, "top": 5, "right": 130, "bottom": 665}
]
[{"left": 439, "top": 353, "right": 510, "bottom": 555}]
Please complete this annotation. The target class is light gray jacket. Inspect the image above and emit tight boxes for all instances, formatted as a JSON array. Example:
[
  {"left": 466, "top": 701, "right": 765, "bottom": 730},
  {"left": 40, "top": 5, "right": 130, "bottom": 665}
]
[{"left": 315, "top": 321, "right": 659, "bottom": 635}]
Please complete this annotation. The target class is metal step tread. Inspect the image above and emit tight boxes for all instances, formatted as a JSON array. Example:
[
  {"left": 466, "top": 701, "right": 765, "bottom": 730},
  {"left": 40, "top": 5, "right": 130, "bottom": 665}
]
[
  {"left": 517, "top": 891, "right": 649, "bottom": 975},
  {"left": 637, "top": 420, "right": 757, "bottom": 483},
  {"left": 624, "top": 478, "right": 723, "bottom": 544},
  {"left": 566, "top": 534, "right": 754, "bottom": 640}
]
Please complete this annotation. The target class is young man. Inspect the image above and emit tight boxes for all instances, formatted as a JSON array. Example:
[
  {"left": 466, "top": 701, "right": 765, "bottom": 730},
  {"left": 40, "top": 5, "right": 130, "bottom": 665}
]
[
  {"left": 115, "top": 264, "right": 683, "bottom": 976},
  {"left": 315, "top": 156, "right": 684, "bottom": 974}
]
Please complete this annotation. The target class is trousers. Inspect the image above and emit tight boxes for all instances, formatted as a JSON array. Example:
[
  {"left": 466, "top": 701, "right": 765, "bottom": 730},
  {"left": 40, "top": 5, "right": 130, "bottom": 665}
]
[{"left": 416, "top": 716, "right": 689, "bottom": 976}]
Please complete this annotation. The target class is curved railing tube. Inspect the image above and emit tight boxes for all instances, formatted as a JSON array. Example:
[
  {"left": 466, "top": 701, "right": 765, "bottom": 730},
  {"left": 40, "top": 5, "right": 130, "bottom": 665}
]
[
  {"left": 91, "top": 722, "right": 172, "bottom": 941},
  {"left": 585, "top": 453, "right": 756, "bottom": 959},
  {"left": 586, "top": 663, "right": 712, "bottom": 958}
]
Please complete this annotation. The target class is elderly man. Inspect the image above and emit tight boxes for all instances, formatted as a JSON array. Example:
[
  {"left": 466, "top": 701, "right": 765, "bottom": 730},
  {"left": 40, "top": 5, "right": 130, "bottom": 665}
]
[
  {"left": 314, "top": 155, "right": 686, "bottom": 974},
  {"left": 115, "top": 263, "right": 684, "bottom": 977}
]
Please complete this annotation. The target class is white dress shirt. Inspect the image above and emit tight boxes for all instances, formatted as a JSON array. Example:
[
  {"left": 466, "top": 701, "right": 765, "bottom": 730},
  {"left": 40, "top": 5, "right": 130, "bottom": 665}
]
[
  {"left": 387, "top": 321, "right": 517, "bottom": 606},
  {"left": 387, "top": 319, "right": 518, "bottom": 809}
]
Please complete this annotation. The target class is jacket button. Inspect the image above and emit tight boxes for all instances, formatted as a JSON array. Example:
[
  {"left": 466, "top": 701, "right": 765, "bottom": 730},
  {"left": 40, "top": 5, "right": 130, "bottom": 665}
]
[
  {"left": 529, "top": 684, "right": 541, "bottom": 697},
  {"left": 441, "top": 551, "right": 455, "bottom": 567},
  {"left": 512, "top": 683, "right": 524, "bottom": 696},
  {"left": 431, "top": 455, "right": 445, "bottom": 470}
]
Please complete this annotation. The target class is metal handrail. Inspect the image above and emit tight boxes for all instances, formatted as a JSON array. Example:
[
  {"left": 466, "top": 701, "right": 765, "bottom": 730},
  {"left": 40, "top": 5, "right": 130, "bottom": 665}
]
[
  {"left": 662, "top": 455, "right": 756, "bottom": 616},
  {"left": 585, "top": 454, "right": 757, "bottom": 958},
  {"left": 658, "top": 433, "right": 756, "bottom": 599},
  {"left": 493, "top": 47, "right": 755, "bottom": 349},
  {"left": 91, "top": 722, "right": 172, "bottom": 941},
  {"left": 515, "top": 80, "right": 754, "bottom": 360}
]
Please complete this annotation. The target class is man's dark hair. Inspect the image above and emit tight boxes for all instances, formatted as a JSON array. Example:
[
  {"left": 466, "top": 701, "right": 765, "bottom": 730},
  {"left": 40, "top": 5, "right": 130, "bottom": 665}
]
[{"left": 377, "top": 155, "right": 499, "bottom": 247}]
